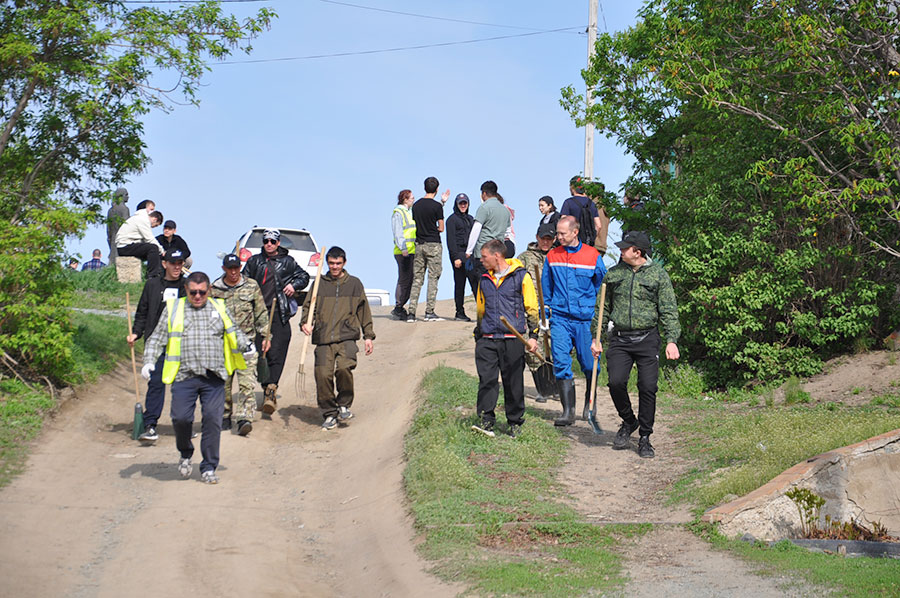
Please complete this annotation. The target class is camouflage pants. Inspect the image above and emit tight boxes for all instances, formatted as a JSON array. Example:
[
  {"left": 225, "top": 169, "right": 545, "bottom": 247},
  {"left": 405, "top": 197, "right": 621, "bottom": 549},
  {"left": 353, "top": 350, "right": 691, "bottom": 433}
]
[
  {"left": 225, "top": 351, "right": 258, "bottom": 421},
  {"left": 408, "top": 242, "right": 443, "bottom": 315}
]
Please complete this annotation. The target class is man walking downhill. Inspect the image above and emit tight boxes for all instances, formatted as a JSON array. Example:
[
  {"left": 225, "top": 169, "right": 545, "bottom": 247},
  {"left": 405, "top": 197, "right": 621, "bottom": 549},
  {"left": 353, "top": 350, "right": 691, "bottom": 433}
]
[
  {"left": 127, "top": 248, "right": 187, "bottom": 443},
  {"left": 471, "top": 239, "right": 540, "bottom": 438},
  {"left": 465, "top": 180, "right": 511, "bottom": 280},
  {"left": 211, "top": 254, "right": 271, "bottom": 437},
  {"left": 142, "top": 271, "right": 253, "bottom": 484},
  {"left": 300, "top": 247, "right": 375, "bottom": 431},
  {"left": 243, "top": 228, "right": 310, "bottom": 414},
  {"left": 592, "top": 231, "right": 680, "bottom": 458},
  {"left": 407, "top": 176, "right": 450, "bottom": 322},
  {"left": 542, "top": 216, "right": 607, "bottom": 427},
  {"left": 516, "top": 223, "right": 557, "bottom": 402}
]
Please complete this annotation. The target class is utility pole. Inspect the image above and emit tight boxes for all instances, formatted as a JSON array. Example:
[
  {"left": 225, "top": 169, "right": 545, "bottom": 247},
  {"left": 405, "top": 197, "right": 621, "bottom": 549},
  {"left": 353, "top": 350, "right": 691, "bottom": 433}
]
[{"left": 584, "top": 0, "right": 598, "bottom": 179}]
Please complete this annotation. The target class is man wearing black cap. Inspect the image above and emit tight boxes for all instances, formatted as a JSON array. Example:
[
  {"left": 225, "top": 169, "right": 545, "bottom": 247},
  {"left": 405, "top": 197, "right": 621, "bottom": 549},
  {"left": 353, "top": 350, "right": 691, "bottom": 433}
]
[
  {"left": 445, "top": 192, "right": 478, "bottom": 321},
  {"left": 243, "top": 228, "right": 310, "bottom": 413},
  {"left": 591, "top": 231, "right": 681, "bottom": 458},
  {"left": 126, "top": 248, "right": 188, "bottom": 442},
  {"left": 211, "top": 254, "right": 271, "bottom": 436},
  {"left": 156, "top": 219, "right": 193, "bottom": 269}
]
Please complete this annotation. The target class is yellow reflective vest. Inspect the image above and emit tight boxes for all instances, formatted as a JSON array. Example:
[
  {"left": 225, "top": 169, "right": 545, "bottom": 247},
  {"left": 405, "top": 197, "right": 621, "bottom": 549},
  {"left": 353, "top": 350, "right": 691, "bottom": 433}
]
[
  {"left": 393, "top": 205, "right": 416, "bottom": 255},
  {"left": 161, "top": 297, "right": 247, "bottom": 384}
]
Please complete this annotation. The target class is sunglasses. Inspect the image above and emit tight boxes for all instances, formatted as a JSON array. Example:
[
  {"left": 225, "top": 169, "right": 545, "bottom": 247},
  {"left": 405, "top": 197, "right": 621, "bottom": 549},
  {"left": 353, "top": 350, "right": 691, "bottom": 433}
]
[
  {"left": 263, "top": 239, "right": 278, "bottom": 245},
  {"left": 189, "top": 289, "right": 208, "bottom": 297}
]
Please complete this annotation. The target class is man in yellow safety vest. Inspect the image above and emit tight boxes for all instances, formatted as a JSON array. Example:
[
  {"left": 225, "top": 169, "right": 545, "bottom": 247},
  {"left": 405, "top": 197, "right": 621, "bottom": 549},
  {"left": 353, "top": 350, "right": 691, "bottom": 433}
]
[{"left": 142, "top": 271, "right": 253, "bottom": 484}]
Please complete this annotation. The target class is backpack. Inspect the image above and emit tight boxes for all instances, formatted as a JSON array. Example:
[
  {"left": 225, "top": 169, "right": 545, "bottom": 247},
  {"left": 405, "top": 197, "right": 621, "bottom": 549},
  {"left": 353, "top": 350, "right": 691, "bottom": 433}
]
[{"left": 576, "top": 196, "right": 596, "bottom": 246}]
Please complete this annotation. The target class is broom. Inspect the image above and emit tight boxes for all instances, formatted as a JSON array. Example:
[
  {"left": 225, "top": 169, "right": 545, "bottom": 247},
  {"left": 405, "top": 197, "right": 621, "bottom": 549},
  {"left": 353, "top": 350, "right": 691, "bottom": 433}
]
[{"left": 297, "top": 246, "right": 326, "bottom": 395}]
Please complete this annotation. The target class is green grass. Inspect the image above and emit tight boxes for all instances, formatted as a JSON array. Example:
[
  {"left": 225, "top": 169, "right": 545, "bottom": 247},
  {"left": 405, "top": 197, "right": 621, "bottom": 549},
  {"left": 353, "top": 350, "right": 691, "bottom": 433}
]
[
  {"left": 67, "top": 266, "right": 143, "bottom": 311},
  {"left": 693, "top": 522, "right": 900, "bottom": 598},
  {"left": 404, "top": 365, "right": 649, "bottom": 595},
  {"left": 0, "top": 309, "right": 136, "bottom": 488}
]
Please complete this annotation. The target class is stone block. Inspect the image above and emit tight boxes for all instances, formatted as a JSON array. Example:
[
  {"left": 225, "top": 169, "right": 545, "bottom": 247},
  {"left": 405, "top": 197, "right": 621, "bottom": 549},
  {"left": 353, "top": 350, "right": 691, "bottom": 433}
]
[{"left": 115, "top": 256, "right": 143, "bottom": 283}]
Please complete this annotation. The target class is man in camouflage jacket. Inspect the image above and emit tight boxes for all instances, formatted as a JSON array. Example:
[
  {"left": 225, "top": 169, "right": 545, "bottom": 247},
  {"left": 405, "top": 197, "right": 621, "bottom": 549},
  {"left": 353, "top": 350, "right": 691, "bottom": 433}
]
[
  {"left": 211, "top": 254, "right": 270, "bottom": 436},
  {"left": 591, "top": 231, "right": 680, "bottom": 459},
  {"left": 516, "top": 223, "right": 556, "bottom": 401}
]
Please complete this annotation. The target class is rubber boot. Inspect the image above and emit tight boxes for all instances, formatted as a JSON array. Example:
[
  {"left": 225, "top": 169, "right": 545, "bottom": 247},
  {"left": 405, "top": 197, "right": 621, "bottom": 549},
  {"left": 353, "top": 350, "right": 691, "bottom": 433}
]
[
  {"left": 554, "top": 379, "right": 576, "bottom": 426},
  {"left": 583, "top": 382, "right": 595, "bottom": 421}
]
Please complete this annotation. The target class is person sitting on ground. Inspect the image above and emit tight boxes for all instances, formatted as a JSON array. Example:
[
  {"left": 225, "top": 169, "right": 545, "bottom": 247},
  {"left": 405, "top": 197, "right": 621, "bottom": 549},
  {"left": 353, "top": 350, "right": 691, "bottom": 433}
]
[
  {"left": 115, "top": 200, "right": 165, "bottom": 278},
  {"left": 301, "top": 246, "right": 375, "bottom": 431},
  {"left": 471, "top": 239, "right": 540, "bottom": 438},
  {"left": 81, "top": 249, "right": 107, "bottom": 271},
  {"left": 156, "top": 219, "right": 193, "bottom": 269}
]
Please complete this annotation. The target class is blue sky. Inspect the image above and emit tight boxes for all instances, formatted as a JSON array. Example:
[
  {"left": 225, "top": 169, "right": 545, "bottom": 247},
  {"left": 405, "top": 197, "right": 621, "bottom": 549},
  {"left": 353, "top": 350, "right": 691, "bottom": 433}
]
[{"left": 68, "top": 1, "right": 639, "bottom": 301}]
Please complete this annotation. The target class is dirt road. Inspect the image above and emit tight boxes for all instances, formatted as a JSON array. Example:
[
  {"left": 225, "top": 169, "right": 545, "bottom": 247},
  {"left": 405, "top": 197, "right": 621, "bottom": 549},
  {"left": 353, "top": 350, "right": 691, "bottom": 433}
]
[{"left": 0, "top": 299, "right": 816, "bottom": 597}]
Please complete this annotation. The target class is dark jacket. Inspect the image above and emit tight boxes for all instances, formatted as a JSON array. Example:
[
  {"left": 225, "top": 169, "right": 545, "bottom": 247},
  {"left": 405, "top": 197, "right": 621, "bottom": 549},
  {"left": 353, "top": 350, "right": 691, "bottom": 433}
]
[
  {"left": 244, "top": 247, "right": 310, "bottom": 326},
  {"left": 301, "top": 270, "right": 375, "bottom": 345},
  {"left": 445, "top": 202, "right": 474, "bottom": 263},
  {"left": 155, "top": 233, "right": 191, "bottom": 259},
  {"left": 132, "top": 275, "right": 187, "bottom": 340}
]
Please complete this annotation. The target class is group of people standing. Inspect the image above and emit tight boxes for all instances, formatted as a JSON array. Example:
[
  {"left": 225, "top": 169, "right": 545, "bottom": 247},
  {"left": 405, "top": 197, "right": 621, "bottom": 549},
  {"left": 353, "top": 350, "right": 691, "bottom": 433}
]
[{"left": 391, "top": 176, "right": 681, "bottom": 459}]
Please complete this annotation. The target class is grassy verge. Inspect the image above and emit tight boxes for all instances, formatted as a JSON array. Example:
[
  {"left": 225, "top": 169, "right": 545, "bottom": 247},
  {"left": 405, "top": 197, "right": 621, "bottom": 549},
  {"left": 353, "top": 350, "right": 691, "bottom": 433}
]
[
  {"left": 659, "top": 363, "right": 900, "bottom": 596},
  {"left": 0, "top": 308, "right": 136, "bottom": 488},
  {"left": 404, "top": 365, "right": 648, "bottom": 596}
]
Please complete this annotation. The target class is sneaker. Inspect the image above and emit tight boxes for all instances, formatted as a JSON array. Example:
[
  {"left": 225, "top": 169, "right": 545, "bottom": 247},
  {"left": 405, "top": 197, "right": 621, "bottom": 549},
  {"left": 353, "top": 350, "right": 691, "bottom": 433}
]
[
  {"left": 454, "top": 313, "right": 472, "bottom": 322},
  {"left": 338, "top": 406, "right": 354, "bottom": 421},
  {"left": 178, "top": 457, "right": 193, "bottom": 479},
  {"left": 406, "top": 313, "right": 417, "bottom": 323},
  {"left": 138, "top": 425, "right": 158, "bottom": 442},
  {"left": 534, "top": 394, "right": 548, "bottom": 404},
  {"left": 322, "top": 416, "right": 338, "bottom": 430},
  {"left": 508, "top": 423, "right": 523, "bottom": 438},
  {"left": 423, "top": 312, "right": 444, "bottom": 322},
  {"left": 612, "top": 421, "right": 638, "bottom": 450},
  {"left": 201, "top": 470, "right": 219, "bottom": 484},
  {"left": 222, "top": 416, "right": 232, "bottom": 430},
  {"left": 262, "top": 384, "right": 277, "bottom": 414},
  {"left": 237, "top": 420, "right": 252, "bottom": 436},
  {"left": 390, "top": 307, "right": 407, "bottom": 320},
  {"left": 638, "top": 435, "right": 655, "bottom": 459},
  {"left": 471, "top": 419, "right": 495, "bottom": 438}
]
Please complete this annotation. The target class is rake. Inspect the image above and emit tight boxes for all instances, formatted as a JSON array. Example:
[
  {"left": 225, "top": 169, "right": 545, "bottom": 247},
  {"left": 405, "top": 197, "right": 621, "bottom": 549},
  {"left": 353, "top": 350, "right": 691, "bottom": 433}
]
[
  {"left": 297, "top": 246, "right": 326, "bottom": 396},
  {"left": 586, "top": 283, "right": 607, "bottom": 435}
]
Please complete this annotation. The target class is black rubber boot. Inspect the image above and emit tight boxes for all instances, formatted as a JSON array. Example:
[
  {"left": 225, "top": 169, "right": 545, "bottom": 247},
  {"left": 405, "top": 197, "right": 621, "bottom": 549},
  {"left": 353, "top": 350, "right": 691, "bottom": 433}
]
[{"left": 554, "top": 379, "right": 576, "bottom": 426}]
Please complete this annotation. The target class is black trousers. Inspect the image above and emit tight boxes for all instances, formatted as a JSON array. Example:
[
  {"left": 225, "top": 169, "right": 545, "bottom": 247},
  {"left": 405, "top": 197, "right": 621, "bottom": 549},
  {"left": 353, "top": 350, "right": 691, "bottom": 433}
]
[
  {"left": 452, "top": 261, "right": 478, "bottom": 316},
  {"left": 264, "top": 311, "right": 291, "bottom": 386},
  {"left": 475, "top": 337, "right": 526, "bottom": 426},
  {"left": 394, "top": 253, "right": 414, "bottom": 308},
  {"left": 117, "top": 242, "right": 161, "bottom": 277},
  {"left": 606, "top": 330, "right": 660, "bottom": 436}
]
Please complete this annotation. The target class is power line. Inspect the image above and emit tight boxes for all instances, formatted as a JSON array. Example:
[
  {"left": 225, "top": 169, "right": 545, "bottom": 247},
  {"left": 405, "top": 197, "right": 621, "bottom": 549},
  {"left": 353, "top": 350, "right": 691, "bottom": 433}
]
[{"left": 216, "top": 27, "right": 584, "bottom": 65}]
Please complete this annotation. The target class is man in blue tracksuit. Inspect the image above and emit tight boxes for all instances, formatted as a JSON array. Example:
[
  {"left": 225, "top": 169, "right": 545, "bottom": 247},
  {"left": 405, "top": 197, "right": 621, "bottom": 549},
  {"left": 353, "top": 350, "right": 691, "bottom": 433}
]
[{"left": 541, "top": 215, "right": 606, "bottom": 426}]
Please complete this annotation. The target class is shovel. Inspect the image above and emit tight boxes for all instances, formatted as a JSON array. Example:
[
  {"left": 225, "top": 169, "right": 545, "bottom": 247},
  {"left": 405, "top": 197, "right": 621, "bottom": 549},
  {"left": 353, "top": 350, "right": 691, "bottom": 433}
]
[
  {"left": 498, "top": 316, "right": 548, "bottom": 365},
  {"left": 125, "top": 292, "right": 143, "bottom": 439},
  {"left": 532, "top": 268, "right": 557, "bottom": 399},
  {"left": 586, "top": 283, "right": 607, "bottom": 435},
  {"left": 297, "top": 246, "right": 327, "bottom": 395}
]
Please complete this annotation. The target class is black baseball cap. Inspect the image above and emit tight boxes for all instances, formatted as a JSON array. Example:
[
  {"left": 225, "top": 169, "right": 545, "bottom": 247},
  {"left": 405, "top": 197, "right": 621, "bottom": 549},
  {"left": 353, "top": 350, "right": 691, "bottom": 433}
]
[
  {"left": 222, "top": 253, "right": 241, "bottom": 268},
  {"left": 163, "top": 248, "right": 185, "bottom": 262},
  {"left": 455, "top": 193, "right": 469, "bottom": 204},
  {"left": 614, "top": 231, "right": 651, "bottom": 253},
  {"left": 163, "top": 220, "right": 176, "bottom": 229},
  {"left": 537, "top": 223, "right": 556, "bottom": 239}
]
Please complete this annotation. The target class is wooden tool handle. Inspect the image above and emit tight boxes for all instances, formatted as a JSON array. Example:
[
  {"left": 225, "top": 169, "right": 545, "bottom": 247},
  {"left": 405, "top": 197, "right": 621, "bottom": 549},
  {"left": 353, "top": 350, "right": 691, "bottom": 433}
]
[
  {"left": 299, "top": 246, "right": 327, "bottom": 368},
  {"left": 588, "top": 283, "right": 607, "bottom": 410},
  {"left": 498, "top": 316, "right": 548, "bottom": 365},
  {"left": 125, "top": 292, "right": 141, "bottom": 403}
]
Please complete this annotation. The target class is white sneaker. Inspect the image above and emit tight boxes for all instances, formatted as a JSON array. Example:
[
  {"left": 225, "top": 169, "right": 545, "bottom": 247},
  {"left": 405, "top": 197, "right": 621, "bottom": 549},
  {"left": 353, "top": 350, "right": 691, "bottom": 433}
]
[
  {"left": 178, "top": 457, "right": 193, "bottom": 479},
  {"left": 201, "top": 470, "right": 219, "bottom": 484},
  {"left": 338, "top": 406, "right": 354, "bottom": 421},
  {"left": 322, "top": 416, "right": 338, "bottom": 430}
]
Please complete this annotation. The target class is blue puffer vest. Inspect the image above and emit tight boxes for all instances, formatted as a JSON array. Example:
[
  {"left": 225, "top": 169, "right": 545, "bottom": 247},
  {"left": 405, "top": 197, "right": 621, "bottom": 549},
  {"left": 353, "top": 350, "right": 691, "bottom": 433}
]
[{"left": 479, "top": 262, "right": 528, "bottom": 336}]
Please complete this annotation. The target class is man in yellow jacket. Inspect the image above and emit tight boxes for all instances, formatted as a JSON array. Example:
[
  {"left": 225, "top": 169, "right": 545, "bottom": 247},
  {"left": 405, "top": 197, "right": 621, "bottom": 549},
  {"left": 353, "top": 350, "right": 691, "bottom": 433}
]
[
  {"left": 142, "top": 271, "right": 253, "bottom": 484},
  {"left": 471, "top": 239, "right": 540, "bottom": 438}
]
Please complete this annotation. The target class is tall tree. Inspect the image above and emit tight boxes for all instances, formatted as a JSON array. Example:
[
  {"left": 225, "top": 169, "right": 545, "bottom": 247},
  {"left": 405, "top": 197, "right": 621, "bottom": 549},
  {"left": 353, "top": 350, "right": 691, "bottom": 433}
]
[{"left": 0, "top": 0, "right": 275, "bottom": 382}]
